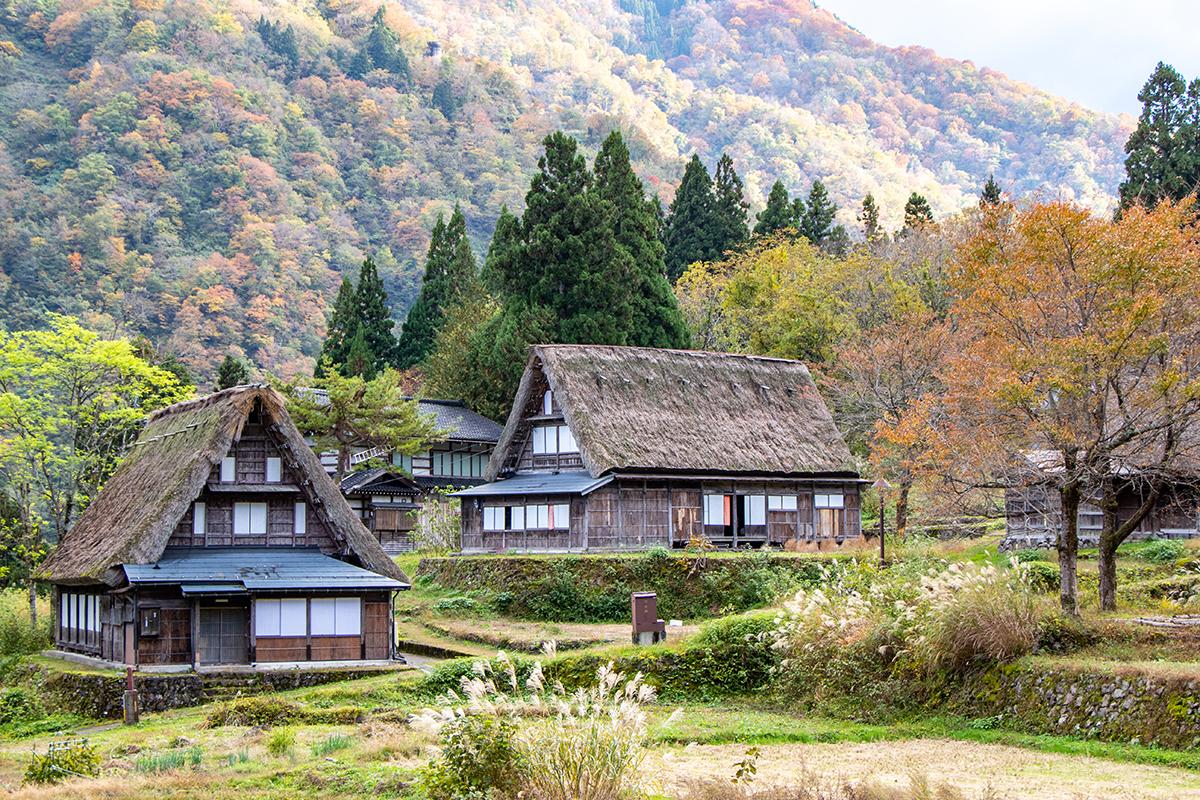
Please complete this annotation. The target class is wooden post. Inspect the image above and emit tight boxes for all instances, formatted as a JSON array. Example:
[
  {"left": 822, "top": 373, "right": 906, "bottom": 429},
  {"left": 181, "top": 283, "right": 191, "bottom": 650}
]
[{"left": 122, "top": 666, "right": 139, "bottom": 725}]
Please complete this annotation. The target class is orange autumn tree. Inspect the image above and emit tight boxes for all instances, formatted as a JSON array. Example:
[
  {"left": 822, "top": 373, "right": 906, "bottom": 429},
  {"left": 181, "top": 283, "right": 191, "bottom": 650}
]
[{"left": 911, "top": 200, "right": 1200, "bottom": 615}]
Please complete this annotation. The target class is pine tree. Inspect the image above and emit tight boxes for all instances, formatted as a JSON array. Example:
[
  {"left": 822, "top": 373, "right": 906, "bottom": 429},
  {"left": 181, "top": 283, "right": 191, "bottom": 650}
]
[
  {"left": 790, "top": 196, "right": 806, "bottom": 229},
  {"left": 712, "top": 153, "right": 750, "bottom": 252},
  {"left": 315, "top": 277, "right": 355, "bottom": 377},
  {"left": 800, "top": 180, "right": 837, "bottom": 245},
  {"left": 1119, "top": 62, "right": 1200, "bottom": 210},
  {"left": 902, "top": 192, "right": 934, "bottom": 234},
  {"left": 353, "top": 257, "right": 398, "bottom": 374},
  {"left": 663, "top": 155, "right": 721, "bottom": 281},
  {"left": 980, "top": 174, "right": 1003, "bottom": 207},
  {"left": 216, "top": 354, "right": 250, "bottom": 390},
  {"left": 859, "top": 193, "right": 881, "bottom": 241},
  {"left": 754, "top": 180, "right": 793, "bottom": 237},
  {"left": 395, "top": 207, "right": 478, "bottom": 369},
  {"left": 481, "top": 205, "right": 523, "bottom": 297},
  {"left": 593, "top": 130, "right": 690, "bottom": 348}
]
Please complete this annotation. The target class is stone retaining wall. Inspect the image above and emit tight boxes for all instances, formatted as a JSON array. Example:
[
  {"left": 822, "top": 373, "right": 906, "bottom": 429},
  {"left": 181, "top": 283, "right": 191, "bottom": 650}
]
[{"left": 961, "top": 661, "right": 1200, "bottom": 749}]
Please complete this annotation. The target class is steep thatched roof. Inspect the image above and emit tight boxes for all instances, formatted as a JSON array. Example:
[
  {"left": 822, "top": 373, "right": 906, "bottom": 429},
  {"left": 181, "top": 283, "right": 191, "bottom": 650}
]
[
  {"left": 41, "top": 385, "right": 406, "bottom": 586},
  {"left": 488, "top": 345, "right": 856, "bottom": 480}
]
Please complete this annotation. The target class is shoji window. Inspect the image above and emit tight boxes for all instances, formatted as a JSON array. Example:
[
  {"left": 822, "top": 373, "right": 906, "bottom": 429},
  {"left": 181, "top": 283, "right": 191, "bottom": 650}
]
[
  {"left": 294, "top": 502, "right": 307, "bottom": 534},
  {"left": 310, "top": 598, "right": 361, "bottom": 636},
  {"left": 266, "top": 457, "right": 282, "bottom": 482},
  {"left": 255, "top": 598, "right": 306, "bottom": 637},
  {"left": 542, "top": 389, "right": 554, "bottom": 415},
  {"left": 233, "top": 502, "right": 268, "bottom": 535},
  {"left": 768, "top": 495, "right": 798, "bottom": 511},
  {"left": 814, "top": 494, "right": 845, "bottom": 509},
  {"left": 483, "top": 507, "right": 504, "bottom": 531},
  {"left": 742, "top": 495, "right": 766, "bottom": 526},
  {"left": 551, "top": 503, "right": 570, "bottom": 530},
  {"left": 525, "top": 504, "right": 550, "bottom": 529},
  {"left": 193, "top": 502, "right": 206, "bottom": 534},
  {"left": 703, "top": 494, "right": 731, "bottom": 526},
  {"left": 220, "top": 456, "right": 236, "bottom": 482}
]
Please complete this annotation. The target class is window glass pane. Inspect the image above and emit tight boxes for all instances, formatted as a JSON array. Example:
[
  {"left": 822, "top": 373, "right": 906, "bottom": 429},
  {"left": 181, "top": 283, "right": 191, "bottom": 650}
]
[
  {"left": 294, "top": 502, "right": 307, "bottom": 534},
  {"left": 310, "top": 598, "right": 335, "bottom": 635},
  {"left": 744, "top": 495, "right": 766, "bottom": 525},
  {"left": 543, "top": 389, "right": 553, "bottom": 415},
  {"left": 194, "top": 502, "right": 206, "bottom": 533},
  {"left": 532, "top": 427, "right": 546, "bottom": 455},
  {"left": 768, "top": 495, "right": 782, "bottom": 511},
  {"left": 526, "top": 504, "right": 548, "bottom": 529},
  {"left": 703, "top": 494, "right": 726, "bottom": 525},
  {"left": 783, "top": 496, "right": 798, "bottom": 511},
  {"left": 483, "top": 507, "right": 502, "bottom": 531},
  {"left": 510, "top": 505, "right": 525, "bottom": 530},
  {"left": 234, "top": 502, "right": 267, "bottom": 535},
  {"left": 335, "top": 597, "right": 361, "bottom": 635},
  {"left": 255, "top": 599, "right": 281, "bottom": 636},
  {"left": 544, "top": 426, "right": 558, "bottom": 454},
  {"left": 552, "top": 503, "right": 570, "bottom": 530},
  {"left": 815, "top": 495, "right": 828, "bottom": 508},
  {"left": 266, "top": 457, "right": 281, "bottom": 482},
  {"left": 220, "top": 456, "right": 235, "bottom": 482},
  {"left": 559, "top": 426, "right": 577, "bottom": 453},
  {"left": 280, "top": 599, "right": 306, "bottom": 636},
  {"left": 827, "top": 494, "right": 844, "bottom": 509}
]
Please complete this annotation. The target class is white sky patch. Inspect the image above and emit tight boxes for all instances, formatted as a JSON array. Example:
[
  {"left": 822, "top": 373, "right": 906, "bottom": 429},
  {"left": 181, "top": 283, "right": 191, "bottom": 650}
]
[{"left": 815, "top": 0, "right": 1200, "bottom": 116}]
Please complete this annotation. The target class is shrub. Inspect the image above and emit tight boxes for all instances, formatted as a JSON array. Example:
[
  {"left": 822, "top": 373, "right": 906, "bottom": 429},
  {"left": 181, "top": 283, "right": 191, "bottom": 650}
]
[
  {"left": 204, "top": 696, "right": 302, "bottom": 728},
  {"left": 1134, "top": 539, "right": 1189, "bottom": 564},
  {"left": 434, "top": 596, "right": 487, "bottom": 615},
  {"left": 420, "top": 715, "right": 524, "bottom": 800},
  {"left": 1020, "top": 561, "right": 1059, "bottom": 593},
  {"left": 1013, "top": 548, "right": 1052, "bottom": 563},
  {"left": 266, "top": 727, "right": 295, "bottom": 757},
  {"left": 24, "top": 740, "right": 101, "bottom": 785},
  {"left": 0, "top": 687, "right": 42, "bottom": 725}
]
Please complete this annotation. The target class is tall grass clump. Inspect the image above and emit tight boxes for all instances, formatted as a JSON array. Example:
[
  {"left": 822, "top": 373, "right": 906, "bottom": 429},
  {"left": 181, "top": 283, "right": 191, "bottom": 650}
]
[
  {"left": 769, "top": 560, "right": 1049, "bottom": 713},
  {"left": 416, "top": 651, "right": 666, "bottom": 800}
]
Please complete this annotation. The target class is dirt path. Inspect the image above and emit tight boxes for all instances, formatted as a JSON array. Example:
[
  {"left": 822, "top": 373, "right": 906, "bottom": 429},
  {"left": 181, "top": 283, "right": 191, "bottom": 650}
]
[{"left": 650, "top": 740, "right": 1200, "bottom": 799}]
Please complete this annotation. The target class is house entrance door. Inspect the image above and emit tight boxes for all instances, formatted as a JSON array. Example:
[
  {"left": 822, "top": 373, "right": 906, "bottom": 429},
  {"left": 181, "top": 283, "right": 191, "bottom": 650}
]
[{"left": 198, "top": 606, "right": 249, "bottom": 665}]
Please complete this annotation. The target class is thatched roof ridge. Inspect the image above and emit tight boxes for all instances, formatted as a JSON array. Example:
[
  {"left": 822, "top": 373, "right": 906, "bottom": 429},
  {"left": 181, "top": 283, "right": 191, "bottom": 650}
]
[
  {"left": 41, "top": 385, "right": 405, "bottom": 586},
  {"left": 488, "top": 345, "right": 856, "bottom": 479}
]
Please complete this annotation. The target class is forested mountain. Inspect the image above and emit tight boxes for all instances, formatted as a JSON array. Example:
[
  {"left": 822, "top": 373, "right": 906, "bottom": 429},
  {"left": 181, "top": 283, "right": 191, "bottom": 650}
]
[{"left": 0, "top": 0, "right": 1132, "bottom": 377}]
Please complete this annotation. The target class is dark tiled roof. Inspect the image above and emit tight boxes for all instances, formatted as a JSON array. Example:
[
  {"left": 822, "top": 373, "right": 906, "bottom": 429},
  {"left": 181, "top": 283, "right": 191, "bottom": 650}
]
[
  {"left": 417, "top": 399, "right": 503, "bottom": 443},
  {"left": 412, "top": 474, "right": 488, "bottom": 491},
  {"left": 123, "top": 547, "right": 407, "bottom": 590},
  {"left": 340, "top": 466, "right": 421, "bottom": 495},
  {"left": 453, "top": 471, "right": 613, "bottom": 497}
]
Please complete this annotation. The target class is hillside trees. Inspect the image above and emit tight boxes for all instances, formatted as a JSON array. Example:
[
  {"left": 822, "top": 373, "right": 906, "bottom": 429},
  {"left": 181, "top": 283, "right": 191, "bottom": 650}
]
[
  {"left": 902, "top": 193, "right": 934, "bottom": 234},
  {"left": 663, "top": 155, "right": 722, "bottom": 280},
  {"left": 798, "top": 180, "right": 838, "bottom": 246},
  {"left": 754, "top": 181, "right": 793, "bottom": 237},
  {"left": 316, "top": 259, "right": 399, "bottom": 379},
  {"left": 216, "top": 354, "right": 251, "bottom": 390},
  {"left": 1120, "top": 62, "right": 1200, "bottom": 210},
  {"left": 712, "top": 154, "right": 751, "bottom": 250},
  {"left": 395, "top": 207, "right": 479, "bottom": 369},
  {"left": 859, "top": 194, "right": 881, "bottom": 241},
  {"left": 349, "top": 7, "right": 411, "bottom": 83}
]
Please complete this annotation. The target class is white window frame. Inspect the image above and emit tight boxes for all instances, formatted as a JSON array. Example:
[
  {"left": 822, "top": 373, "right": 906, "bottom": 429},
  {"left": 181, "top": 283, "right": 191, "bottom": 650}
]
[
  {"left": 310, "top": 597, "right": 361, "bottom": 636},
  {"left": 551, "top": 503, "right": 570, "bottom": 530},
  {"left": 526, "top": 504, "right": 549, "bottom": 529},
  {"left": 483, "top": 506, "right": 504, "bottom": 532},
  {"left": 814, "top": 494, "right": 845, "bottom": 509},
  {"left": 557, "top": 425, "right": 577, "bottom": 453},
  {"left": 543, "top": 389, "right": 553, "bottom": 415},
  {"left": 703, "top": 494, "right": 729, "bottom": 526},
  {"left": 743, "top": 495, "right": 766, "bottom": 526},
  {"left": 193, "top": 502, "right": 206, "bottom": 534},
  {"left": 266, "top": 456, "right": 282, "bottom": 482},
  {"left": 294, "top": 502, "right": 307, "bottom": 534},
  {"left": 220, "top": 456, "right": 236, "bottom": 482},
  {"left": 768, "top": 495, "right": 798, "bottom": 511},
  {"left": 510, "top": 505, "right": 525, "bottom": 530},
  {"left": 234, "top": 501, "right": 268, "bottom": 535}
]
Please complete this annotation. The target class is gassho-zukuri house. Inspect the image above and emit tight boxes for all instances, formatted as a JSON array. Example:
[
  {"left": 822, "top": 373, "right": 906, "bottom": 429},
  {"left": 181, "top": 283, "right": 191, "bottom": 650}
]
[
  {"left": 40, "top": 385, "right": 408, "bottom": 670},
  {"left": 454, "top": 345, "right": 865, "bottom": 553}
]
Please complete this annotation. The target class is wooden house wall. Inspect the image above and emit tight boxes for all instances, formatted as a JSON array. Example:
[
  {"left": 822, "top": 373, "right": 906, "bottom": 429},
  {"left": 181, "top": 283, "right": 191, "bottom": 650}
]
[
  {"left": 253, "top": 591, "right": 391, "bottom": 663},
  {"left": 460, "top": 478, "right": 862, "bottom": 552},
  {"left": 135, "top": 590, "right": 193, "bottom": 665},
  {"left": 167, "top": 423, "right": 337, "bottom": 550},
  {"left": 1006, "top": 481, "right": 1199, "bottom": 539}
]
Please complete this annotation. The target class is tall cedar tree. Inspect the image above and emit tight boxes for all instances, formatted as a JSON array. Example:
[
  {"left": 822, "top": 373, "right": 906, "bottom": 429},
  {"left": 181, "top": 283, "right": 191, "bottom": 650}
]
[
  {"left": 593, "top": 131, "right": 691, "bottom": 348},
  {"left": 902, "top": 193, "right": 934, "bottom": 233},
  {"left": 314, "top": 278, "right": 355, "bottom": 377},
  {"left": 348, "top": 7, "right": 410, "bottom": 83},
  {"left": 215, "top": 354, "right": 250, "bottom": 389},
  {"left": 754, "top": 180, "right": 793, "bottom": 236},
  {"left": 712, "top": 153, "right": 750, "bottom": 251},
  {"left": 859, "top": 193, "right": 881, "bottom": 241},
  {"left": 352, "top": 257, "right": 399, "bottom": 376},
  {"left": 1119, "top": 62, "right": 1200, "bottom": 210},
  {"left": 663, "top": 155, "right": 721, "bottom": 280},
  {"left": 800, "top": 180, "right": 837, "bottom": 245},
  {"left": 395, "top": 206, "right": 478, "bottom": 368},
  {"left": 980, "top": 174, "right": 1003, "bottom": 207}
]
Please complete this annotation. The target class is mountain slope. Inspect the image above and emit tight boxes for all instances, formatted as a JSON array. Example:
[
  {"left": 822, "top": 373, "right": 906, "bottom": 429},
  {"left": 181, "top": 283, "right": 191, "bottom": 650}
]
[{"left": 0, "top": 0, "right": 1132, "bottom": 377}]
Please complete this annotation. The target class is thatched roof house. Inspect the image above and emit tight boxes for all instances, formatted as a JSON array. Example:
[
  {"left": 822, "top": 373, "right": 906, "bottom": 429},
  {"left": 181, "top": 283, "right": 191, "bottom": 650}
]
[
  {"left": 456, "top": 345, "right": 863, "bottom": 553},
  {"left": 44, "top": 385, "right": 405, "bottom": 670}
]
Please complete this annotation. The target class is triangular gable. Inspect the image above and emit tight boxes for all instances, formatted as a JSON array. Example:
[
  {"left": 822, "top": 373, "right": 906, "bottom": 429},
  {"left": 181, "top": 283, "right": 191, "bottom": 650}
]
[{"left": 41, "top": 386, "right": 406, "bottom": 586}]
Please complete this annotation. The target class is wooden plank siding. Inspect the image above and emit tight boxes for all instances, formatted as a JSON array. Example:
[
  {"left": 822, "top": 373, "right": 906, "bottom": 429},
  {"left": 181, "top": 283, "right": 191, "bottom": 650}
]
[{"left": 460, "top": 477, "right": 863, "bottom": 553}]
